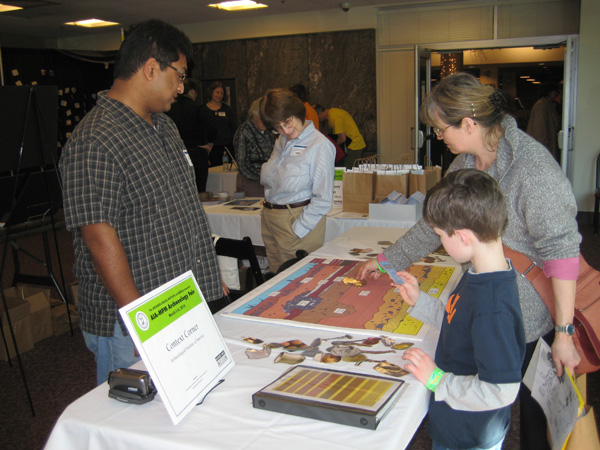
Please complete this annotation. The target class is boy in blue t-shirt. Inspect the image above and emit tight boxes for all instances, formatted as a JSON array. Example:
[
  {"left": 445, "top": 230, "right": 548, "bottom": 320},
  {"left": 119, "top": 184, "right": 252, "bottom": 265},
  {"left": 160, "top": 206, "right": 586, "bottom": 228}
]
[{"left": 391, "top": 169, "right": 525, "bottom": 450}]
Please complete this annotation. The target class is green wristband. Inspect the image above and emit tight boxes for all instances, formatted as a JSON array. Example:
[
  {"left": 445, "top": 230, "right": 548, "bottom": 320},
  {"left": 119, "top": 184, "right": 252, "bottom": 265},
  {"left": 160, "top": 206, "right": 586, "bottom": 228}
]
[
  {"left": 426, "top": 368, "right": 445, "bottom": 392},
  {"left": 376, "top": 261, "right": 386, "bottom": 274}
]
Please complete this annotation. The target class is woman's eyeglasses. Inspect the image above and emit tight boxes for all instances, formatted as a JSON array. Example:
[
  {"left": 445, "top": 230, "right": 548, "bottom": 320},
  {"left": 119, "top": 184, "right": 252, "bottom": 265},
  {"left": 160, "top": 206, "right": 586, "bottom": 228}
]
[
  {"left": 272, "top": 117, "right": 295, "bottom": 134},
  {"left": 432, "top": 125, "right": 451, "bottom": 138}
]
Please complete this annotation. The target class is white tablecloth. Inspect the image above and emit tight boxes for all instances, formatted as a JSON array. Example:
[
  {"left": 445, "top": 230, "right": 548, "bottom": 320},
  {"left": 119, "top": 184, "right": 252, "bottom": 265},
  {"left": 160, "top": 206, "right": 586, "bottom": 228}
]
[
  {"left": 204, "top": 199, "right": 417, "bottom": 246},
  {"left": 45, "top": 227, "right": 460, "bottom": 450},
  {"left": 206, "top": 165, "right": 238, "bottom": 196}
]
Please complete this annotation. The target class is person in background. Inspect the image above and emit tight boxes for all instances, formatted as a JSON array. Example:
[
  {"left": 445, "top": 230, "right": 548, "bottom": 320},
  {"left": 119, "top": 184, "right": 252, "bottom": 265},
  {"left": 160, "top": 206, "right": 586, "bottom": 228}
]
[
  {"left": 166, "top": 78, "right": 213, "bottom": 192},
  {"left": 526, "top": 82, "right": 561, "bottom": 162},
  {"left": 396, "top": 169, "right": 525, "bottom": 450},
  {"left": 233, "top": 98, "right": 276, "bottom": 197},
  {"left": 289, "top": 84, "right": 345, "bottom": 164},
  {"left": 201, "top": 81, "right": 236, "bottom": 167},
  {"left": 357, "top": 72, "right": 581, "bottom": 450},
  {"left": 259, "top": 88, "right": 335, "bottom": 273},
  {"left": 314, "top": 104, "right": 366, "bottom": 169},
  {"left": 59, "top": 19, "right": 224, "bottom": 385},
  {"left": 289, "top": 84, "right": 320, "bottom": 131}
]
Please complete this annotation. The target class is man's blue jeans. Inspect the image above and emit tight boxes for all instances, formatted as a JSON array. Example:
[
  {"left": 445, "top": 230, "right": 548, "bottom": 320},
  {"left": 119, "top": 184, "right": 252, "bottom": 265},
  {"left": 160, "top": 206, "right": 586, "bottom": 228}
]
[{"left": 82, "top": 321, "right": 141, "bottom": 385}]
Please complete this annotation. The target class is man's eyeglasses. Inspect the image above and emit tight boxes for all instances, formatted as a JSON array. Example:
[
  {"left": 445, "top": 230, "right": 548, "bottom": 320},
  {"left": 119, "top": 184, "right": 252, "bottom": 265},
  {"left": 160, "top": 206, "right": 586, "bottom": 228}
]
[
  {"left": 272, "top": 117, "right": 295, "bottom": 134},
  {"left": 165, "top": 63, "right": 187, "bottom": 83},
  {"left": 432, "top": 125, "right": 451, "bottom": 138}
]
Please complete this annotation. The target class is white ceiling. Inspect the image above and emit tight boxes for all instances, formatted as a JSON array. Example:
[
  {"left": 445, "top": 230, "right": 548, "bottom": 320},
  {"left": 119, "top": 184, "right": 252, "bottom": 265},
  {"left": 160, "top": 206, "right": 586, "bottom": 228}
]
[{"left": 0, "top": 0, "right": 423, "bottom": 40}]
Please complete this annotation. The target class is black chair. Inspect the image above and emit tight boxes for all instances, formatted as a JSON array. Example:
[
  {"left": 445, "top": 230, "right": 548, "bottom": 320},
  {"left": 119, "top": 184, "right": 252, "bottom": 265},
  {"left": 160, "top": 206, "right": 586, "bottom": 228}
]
[
  {"left": 594, "top": 152, "right": 600, "bottom": 235},
  {"left": 214, "top": 236, "right": 265, "bottom": 300},
  {"left": 277, "top": 249, "right": 309, "bottom": 274}
]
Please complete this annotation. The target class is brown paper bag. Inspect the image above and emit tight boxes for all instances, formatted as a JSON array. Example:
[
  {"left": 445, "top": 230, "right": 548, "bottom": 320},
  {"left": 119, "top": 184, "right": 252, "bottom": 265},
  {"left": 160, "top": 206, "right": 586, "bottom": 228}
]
[
  {"left": 342, "top": 171, "right": 374, "bottom": 214},
  {"left": 409, "top": 171, "right": 427, "bottom": 196},
  {"left": 426, "top": 166, "right": 442, "bottom": 185},
  {"left": 374, "top": 171, "right": 408, "bottom": 202},
  {"left": 409, "top": 166, "right": 442, "bottom": 196},
  {"left": 565, "top": 406, "right": 600, "bottom": 450},
  {"left": 564, "top": 374, "right": 600, "bottom": 450}
]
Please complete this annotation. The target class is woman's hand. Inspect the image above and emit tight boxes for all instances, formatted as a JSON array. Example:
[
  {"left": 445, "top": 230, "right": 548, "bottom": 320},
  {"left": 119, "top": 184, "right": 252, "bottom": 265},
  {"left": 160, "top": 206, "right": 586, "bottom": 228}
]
[
  {"left": 356, "top": 259, "right": 382, "bottom": 281},
  {"left": 550, "top": 278, "right": 580, "bottom": 377},
  {"left": 393, "top": 271, "right": 420, "bottom": 306},
  {"left": 552, "top": 333, "right": 580, "bottom": 377},
  {"left": 402, "top": 347, "right": 437, "bottom": 386}
]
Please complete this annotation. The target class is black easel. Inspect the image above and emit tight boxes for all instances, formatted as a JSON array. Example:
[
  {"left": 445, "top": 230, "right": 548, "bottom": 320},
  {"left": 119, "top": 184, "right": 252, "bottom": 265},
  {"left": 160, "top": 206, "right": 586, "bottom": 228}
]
[{"left": 0, "top": 85, "right": 65, "bottom": 417}]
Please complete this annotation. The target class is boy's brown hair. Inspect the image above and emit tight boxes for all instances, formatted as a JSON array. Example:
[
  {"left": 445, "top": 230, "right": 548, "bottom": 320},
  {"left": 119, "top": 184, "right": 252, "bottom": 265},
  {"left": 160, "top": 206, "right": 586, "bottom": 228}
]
[{"left": 423, "top": 168, "right": 508, "bottom": 243}]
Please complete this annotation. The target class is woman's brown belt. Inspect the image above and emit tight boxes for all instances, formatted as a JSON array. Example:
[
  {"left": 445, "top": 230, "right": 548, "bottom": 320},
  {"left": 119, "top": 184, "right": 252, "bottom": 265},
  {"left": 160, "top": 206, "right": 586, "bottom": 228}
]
[{"left": 262, "top": 199, "right": 310, "bottom": 210}]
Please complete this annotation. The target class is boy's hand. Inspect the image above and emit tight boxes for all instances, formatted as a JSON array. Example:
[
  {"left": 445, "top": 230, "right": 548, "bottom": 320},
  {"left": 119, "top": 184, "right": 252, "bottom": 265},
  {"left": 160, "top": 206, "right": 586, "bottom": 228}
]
[
  {"left": 393, "top": 271, "right": 420, "bottom": 306},
  {"left": 402, "top": 347, "right": 437, "bottom": 386}
]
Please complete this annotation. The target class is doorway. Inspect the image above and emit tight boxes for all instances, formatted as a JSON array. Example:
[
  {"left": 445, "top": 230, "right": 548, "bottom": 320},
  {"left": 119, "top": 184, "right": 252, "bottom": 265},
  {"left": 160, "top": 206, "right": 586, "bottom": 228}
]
[{"left": 425, "top": 45, "right": 567, "bottom": 172}]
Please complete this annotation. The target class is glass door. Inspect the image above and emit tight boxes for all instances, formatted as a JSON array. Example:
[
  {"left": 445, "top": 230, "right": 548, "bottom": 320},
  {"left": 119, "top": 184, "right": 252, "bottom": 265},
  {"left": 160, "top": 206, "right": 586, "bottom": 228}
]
[
  {"left": 561, "top": 36, "right": 579, "bottom": 181},
  {"left": 414, "top": 46, "right": 431, "bottom": 166}
]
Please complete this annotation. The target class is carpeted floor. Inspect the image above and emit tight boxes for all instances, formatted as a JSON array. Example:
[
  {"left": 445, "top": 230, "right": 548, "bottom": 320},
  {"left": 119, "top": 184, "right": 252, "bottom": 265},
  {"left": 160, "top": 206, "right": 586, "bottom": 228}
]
[{"left": 1, "top": 221, "right": 599, "bottom": 450}]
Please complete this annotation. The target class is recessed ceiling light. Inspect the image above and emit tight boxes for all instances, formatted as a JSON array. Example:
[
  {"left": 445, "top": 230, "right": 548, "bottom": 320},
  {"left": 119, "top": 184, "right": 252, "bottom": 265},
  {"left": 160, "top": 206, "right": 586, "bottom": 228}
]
[
  {"left": 64, "top": 19, "right": 120, "bottom": 28},
  {"left": 0, "top": 3, "right": 22, "bottom": 12},
  {"left": 208, "top": 1, "right": 268, "bottom": 11},
  {"left": 527, "top": 78, "right": 536, "bottom": 82},
  {"left": 520, "top": 76, "right": 530, "bottom": 78}
]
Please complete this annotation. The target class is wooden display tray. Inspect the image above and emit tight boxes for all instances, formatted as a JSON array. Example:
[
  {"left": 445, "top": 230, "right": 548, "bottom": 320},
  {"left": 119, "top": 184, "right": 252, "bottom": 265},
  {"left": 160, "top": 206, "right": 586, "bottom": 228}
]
[{"left": 253, "top": 365, "right": 406, "bottom": 430}]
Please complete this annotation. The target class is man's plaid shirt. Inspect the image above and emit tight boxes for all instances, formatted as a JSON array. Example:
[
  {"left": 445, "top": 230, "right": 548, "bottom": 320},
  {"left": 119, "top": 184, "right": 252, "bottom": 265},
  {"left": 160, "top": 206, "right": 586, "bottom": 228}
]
[{"left": 60, "top": 91, "right": 222, "bottom": 337}]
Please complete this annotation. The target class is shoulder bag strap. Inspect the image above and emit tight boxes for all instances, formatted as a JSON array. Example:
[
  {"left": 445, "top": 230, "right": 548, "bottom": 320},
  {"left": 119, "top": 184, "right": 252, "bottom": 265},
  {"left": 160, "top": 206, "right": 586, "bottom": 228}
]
[{"left": 503, "top": 245, "right": 557, "bottom": 316}]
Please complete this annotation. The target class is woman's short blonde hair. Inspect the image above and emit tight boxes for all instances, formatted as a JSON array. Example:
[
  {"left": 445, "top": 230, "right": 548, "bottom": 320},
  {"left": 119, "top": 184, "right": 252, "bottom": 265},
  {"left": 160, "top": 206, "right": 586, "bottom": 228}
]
[{"left": 247, "top": 98, "right": 262, "bottom": 120}]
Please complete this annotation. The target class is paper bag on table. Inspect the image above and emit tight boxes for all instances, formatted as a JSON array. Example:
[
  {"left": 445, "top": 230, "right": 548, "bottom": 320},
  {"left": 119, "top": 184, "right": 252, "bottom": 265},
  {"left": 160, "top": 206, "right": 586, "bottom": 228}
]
[
  {"left": 426, "top": 166, "right": 442, "bottom": 184},
  {"left": 374, "top": 170, "right": 409, "bottom": 203},
  {"left": 342, "top": 171, "right": 374, "bottom": 214},
  {"left": 409, "top": 166, "right": 442, "bottom": 196}
]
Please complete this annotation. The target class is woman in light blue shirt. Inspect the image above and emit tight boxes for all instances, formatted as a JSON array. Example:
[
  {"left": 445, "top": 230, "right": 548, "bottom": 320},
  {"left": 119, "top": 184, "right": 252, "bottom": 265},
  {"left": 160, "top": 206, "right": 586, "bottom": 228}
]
[{"left": 259, "top": 88, "right": 335, "bottom": 273}]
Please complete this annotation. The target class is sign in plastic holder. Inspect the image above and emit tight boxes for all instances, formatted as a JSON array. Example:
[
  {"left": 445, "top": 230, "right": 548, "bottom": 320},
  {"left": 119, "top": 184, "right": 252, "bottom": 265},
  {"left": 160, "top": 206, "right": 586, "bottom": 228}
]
[{"left": 120, "top": 271, "right": 234, "bottom": 425}]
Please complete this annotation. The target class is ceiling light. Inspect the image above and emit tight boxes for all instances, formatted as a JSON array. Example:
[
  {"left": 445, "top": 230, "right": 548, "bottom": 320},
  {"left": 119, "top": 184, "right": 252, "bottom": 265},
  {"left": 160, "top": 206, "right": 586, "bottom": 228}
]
[
  {"left": 64, "top": 19, "right": 120, "bottom": 28},
  {"left": 520, "top": 76, "right": 530, "bottom": 78},
  {"left": 208, "top": 1, "right": 268, "bottom": 11},
  {"left": 0, "top": 3, "right": 22, "bottom": 12},
  {"left": 527, "top": 78, "right": 536, "bottom": 82}
]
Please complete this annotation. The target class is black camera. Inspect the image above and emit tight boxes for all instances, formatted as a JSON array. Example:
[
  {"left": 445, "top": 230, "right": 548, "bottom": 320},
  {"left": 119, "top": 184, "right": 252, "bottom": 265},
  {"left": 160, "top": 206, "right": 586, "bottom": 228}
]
[{"left": 108, "top": 368, "right": 157, "bottom": 405}]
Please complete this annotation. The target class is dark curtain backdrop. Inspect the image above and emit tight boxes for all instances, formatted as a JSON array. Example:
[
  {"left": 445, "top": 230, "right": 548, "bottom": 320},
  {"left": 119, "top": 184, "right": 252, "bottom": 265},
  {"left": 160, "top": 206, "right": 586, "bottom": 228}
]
[
  {"left": 1, "top": 48, "right": 114, "bottom": 160},
  {"left": 0, "top": 28, "right": 376, "bottom": 163},
  {"left": 192, "top": 29, "right": 377, "bottom": 154}
]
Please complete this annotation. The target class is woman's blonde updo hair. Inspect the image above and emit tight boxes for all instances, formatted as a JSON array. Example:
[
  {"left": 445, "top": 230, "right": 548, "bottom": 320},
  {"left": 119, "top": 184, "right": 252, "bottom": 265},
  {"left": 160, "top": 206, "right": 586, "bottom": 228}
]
[{"left": 420, "top": 72, "right": 508, "bottom": 150}]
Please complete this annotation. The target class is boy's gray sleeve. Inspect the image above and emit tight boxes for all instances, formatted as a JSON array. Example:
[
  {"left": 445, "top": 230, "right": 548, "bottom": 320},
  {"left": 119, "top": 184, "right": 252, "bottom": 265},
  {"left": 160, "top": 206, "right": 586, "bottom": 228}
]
[
  {"left": 434, "top": 373, "right": 520, "bottom": 411},
  {"left": 409, "top": 291, "right": 445, "bottom": 328}
]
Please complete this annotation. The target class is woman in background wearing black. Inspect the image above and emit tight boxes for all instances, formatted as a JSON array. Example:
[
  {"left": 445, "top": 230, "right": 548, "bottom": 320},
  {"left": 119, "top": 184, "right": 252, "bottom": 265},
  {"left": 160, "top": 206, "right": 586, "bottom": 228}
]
[{"left": 201, "top": 81, "right": 236, "bottom": 166}]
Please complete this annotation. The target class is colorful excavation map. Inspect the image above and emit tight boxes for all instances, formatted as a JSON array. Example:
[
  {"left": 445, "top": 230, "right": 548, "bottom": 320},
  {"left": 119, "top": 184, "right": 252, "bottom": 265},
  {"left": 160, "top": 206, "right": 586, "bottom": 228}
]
[{"left": 228, "top": 258, "right": 455, "bottom": 338}]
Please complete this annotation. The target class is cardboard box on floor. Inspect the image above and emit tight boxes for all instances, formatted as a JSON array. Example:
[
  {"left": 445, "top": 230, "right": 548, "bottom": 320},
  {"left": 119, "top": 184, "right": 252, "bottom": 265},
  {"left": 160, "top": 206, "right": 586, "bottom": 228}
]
[
  {"left": 0, "top": 292, "right": 34, "bottom": 361},
  {"left": 66, "top": 281, "right": 78, "bottom": 307},
  {"left": 49, "top": 298, "right": 79, "bottom": 336},
  {"left": 13, "top": 284, "right": 53, "bottom": 344},
  {"left": 15, "top": 283, "right": 52, "bottom": 302}
]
